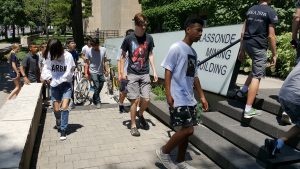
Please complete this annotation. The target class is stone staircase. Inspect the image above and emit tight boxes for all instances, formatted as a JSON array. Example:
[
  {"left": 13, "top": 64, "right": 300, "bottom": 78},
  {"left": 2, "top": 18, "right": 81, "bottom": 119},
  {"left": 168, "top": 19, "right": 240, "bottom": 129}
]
[{"left": 148, "top": 89, "right": 300, "bottom": 169}]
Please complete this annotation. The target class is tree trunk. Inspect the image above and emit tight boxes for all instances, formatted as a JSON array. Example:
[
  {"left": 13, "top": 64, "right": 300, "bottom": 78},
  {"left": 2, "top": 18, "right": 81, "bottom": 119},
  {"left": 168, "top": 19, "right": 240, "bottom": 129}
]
[
  {"left": 22, "top": 27, "right": 25, "bottom": 36},
  {"left": 71, "top": 0, "right": 84, "bottom": 50},
  {"left": 45, "top": 0, "right": 49, "bottom": 39},
  {"left": 12, "top": 25, "right": 16, "bottom": 42},
  {"left": 4, "top": 25, "right": 8, "bottom": 40}
]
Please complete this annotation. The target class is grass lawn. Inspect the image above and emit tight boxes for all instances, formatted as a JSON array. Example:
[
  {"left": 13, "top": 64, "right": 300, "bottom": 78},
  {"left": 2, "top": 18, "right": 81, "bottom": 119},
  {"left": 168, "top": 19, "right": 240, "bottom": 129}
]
[
  {"left": 16, "top": 48, "right": 28, "bottom": 61},
  {"left": 32, "top": 35, "right": 72, "bottom": 45}
]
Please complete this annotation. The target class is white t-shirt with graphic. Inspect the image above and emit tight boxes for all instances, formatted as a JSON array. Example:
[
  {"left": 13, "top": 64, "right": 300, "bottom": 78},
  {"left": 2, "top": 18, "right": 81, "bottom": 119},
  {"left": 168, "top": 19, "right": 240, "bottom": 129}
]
[
  {"left": 41, "top": 51, "right": 75, "bottom": 87},
  {"left": 161, "top": 41, "right": 198, "bottom": 107}
]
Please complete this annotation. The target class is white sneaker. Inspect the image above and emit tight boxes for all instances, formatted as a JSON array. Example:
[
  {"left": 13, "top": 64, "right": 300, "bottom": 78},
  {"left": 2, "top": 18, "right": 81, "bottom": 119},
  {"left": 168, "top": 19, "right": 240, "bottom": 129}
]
[
  {"left": 156, "top": 148, "right": 178, "bottom": 169},
  {"left": 177, "top": 161, "right": 196, "bottom": 169},
  {"left": 281, "top": 112, "right": 292, "bottom": 125}
]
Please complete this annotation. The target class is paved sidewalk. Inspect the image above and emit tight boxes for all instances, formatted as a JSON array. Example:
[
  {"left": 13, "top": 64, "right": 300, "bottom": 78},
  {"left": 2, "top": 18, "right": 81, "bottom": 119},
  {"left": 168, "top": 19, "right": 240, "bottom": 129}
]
[
  {"left": 236, "top": 74, "right": 283, "bottom": 89},
  {"left": 32, "top": 83, "right": 219, "bottom": 169}
]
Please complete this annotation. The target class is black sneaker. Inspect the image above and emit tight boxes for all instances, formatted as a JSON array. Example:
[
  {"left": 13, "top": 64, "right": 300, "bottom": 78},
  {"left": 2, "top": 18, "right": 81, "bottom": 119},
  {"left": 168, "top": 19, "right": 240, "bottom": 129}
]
[
  {"left": 130, "top": 127, "right": 140, "bottom": 137},
  {"left": 265, "top": 138, "right": 280, "bottom": 158},
  {"left": 60, "top": 130, "right": 67, "bottom": 140},
  {"left": 119, "top": 105, "right": 125, "bottom": 113},
  {"left": 137, "top": 113, "right": 150, "bottom": 130},
  {"left": 55, "top": 119, "right": 61, "bottom": 130}
]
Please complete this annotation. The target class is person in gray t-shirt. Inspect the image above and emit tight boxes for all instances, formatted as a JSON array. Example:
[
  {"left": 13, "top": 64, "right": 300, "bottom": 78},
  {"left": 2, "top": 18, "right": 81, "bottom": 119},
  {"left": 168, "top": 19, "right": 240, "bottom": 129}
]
[
  {"left": 20, "top": 43, "right": 40, "bottom": 84},
  {"left": 264, "top": 62, "right": 300, "bottom": 158},
  {"left": 84, "top": 38, "right": 108, "bottom": 108}
]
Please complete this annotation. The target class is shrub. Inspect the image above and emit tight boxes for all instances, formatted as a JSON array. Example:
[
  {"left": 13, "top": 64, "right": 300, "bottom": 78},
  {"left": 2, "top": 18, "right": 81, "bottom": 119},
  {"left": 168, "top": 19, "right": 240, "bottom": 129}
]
[{"left": 152, "top": 85, "right": 166, "bottom": 101}]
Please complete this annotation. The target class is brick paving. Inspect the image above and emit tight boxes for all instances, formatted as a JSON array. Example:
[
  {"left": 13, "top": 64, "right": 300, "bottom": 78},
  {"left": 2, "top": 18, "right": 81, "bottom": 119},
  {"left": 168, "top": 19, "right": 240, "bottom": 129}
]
[{"left": 31, "top": 83, "right": 219, "bottom": 169}]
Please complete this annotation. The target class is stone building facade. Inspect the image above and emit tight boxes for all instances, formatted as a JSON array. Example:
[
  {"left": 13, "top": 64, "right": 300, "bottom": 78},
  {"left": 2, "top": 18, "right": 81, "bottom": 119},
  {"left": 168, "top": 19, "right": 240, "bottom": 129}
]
[{"left": 85, "top": 0, "right": 141, "bottom": 37}]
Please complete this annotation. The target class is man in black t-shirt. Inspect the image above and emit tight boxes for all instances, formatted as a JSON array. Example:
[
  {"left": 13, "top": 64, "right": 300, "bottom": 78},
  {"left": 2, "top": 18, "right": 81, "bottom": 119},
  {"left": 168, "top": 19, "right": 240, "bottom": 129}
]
[
  {"left": 237, "top": 0, "right": 278, "bottom": 119},
  {"left": 20, "top": 42, "right": 40, "bottom": 84},
  {"left": 120, "top": 13, "right": 158, "bottom": 137}
]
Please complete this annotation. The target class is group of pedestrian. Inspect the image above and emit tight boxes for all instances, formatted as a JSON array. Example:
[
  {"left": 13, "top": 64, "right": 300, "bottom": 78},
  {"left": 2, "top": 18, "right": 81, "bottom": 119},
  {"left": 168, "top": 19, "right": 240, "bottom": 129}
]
[
  {"left": 7, "top": 42, "right": 41, "bottom": 100},
  {"left": 112, "top": 12, "right": 208, "bottom": 169},
  {"left": 5, "top": 0, "right": 300, "bottom": 167}
]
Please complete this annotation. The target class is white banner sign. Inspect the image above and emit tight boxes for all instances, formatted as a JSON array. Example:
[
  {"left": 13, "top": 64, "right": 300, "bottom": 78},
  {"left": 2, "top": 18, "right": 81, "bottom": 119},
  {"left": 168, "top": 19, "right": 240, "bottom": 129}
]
[{"left": 105, "top": 24, "right": 243, "bottom": 96}]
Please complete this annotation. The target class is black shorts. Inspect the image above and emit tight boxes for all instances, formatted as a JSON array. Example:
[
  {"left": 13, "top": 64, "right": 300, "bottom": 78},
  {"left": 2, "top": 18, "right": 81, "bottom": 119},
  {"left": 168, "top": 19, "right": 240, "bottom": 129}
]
[
  {"left": 119, "top": 79, "right": 129, "bottom": 93},
  {"left": 170, "top": 105, "right": 199, "bottom": 128},
  {"left": 9, "top": 71, "right": 17, "bottom": 79}
]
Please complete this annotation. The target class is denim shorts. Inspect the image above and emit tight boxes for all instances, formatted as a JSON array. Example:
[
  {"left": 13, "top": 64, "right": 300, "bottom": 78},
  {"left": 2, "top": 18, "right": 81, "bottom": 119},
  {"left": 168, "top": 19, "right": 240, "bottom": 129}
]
[
  {"left": 279, "top": 98, "right": 300, "bottom": 127},
  {"left": 51, "top": 82, "right": 72, "bottom": 102},
  {"left": 127, "top": 73, "right": 151, "bottom": 99},
  {"left": 170, "top": 105, "right": 199, "bottom": 129},
  {"left": 243, "top": 41, "right": 267, "bottom": 78},
  {"left": 119, "top": 79, "right": 129, "bottom": 93}
]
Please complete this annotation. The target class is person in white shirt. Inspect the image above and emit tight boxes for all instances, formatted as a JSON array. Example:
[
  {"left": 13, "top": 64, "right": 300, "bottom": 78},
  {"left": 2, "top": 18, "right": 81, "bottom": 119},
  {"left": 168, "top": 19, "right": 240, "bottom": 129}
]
[
  {"left": 82, "top": 37, "right": 92, "bottom": 80},
  {"left": 81, "top": 36, "right": 92, "bottom": 61},
  {"left": 41, "top": 39, "right": 75, "bottom": 140},
  {"left": 158, "top": 15, "right": 208, "bottom": 169}
]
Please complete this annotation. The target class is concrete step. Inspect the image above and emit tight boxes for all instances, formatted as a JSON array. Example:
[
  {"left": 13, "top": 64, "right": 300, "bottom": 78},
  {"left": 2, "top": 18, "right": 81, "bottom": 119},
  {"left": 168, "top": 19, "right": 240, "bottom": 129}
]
[
  {"left": 201, "top": 111, "right": 300, "bottom": 166},
  {"left": 234, "top": 88, "right": 282, "bottom": 116},
  {"left": 148, "top": 100, "right": 264, "bottom": 169},
  {"left": 256, "top": 89, "right": 282, "bottom": 116},
  {"left": 205, "top": 88, "right": 282, "bottom": 117},
  {"left": 191, "top": 125, "right": 265, "bottom": 169},
  {"left": 216, "top": 100, "right": 300, "bottom": 150}
]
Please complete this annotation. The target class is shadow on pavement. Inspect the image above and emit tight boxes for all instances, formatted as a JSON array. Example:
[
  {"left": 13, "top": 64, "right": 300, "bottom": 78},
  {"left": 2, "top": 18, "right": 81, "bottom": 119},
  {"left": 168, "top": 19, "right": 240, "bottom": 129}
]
[{"left": 67, "top": 123, "right": 84, "bottom": 135}]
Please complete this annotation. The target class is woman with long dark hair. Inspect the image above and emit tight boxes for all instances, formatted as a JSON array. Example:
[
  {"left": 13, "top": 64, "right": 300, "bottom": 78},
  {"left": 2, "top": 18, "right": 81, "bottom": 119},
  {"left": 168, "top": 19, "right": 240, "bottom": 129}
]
[{"left": 41, "top": 39, "right": 75, "bottom": 140}]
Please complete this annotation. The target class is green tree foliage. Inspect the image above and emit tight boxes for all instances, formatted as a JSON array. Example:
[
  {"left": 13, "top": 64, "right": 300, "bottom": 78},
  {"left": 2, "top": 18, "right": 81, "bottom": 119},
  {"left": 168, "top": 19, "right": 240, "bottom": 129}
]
[
  {"left": 141, "top": 0, "right": 295, "bottom": 34},
  {"left": 0, "top": 0, "right": 26, "bottom": 40},
  {"left": 23, "top": 0, "right": 45, "bottom": 29},
  {"left": 141, "top": 0, "right": 297, "bottom": 78},
  {"left": 48, "top": 0, "right": 71, "bottom": 35},
  {"left": 82, "top": 0, "right": 92, "bottom": 18},
  {"left": 273, "top": 33, "right": 296, "bottom": 78}
]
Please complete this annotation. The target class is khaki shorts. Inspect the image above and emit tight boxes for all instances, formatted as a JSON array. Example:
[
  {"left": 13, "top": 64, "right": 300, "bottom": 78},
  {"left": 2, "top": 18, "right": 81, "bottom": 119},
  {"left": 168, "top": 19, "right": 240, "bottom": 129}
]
[{"left": 127, "top": 73, "right": 151, "bottom": 100}]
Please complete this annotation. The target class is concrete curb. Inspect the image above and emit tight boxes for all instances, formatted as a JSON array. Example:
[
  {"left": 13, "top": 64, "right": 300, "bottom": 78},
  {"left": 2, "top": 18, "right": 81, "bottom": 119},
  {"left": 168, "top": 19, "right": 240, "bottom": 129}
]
[{"left": 0, "top": 83, "right": 42, "bottom": 169}]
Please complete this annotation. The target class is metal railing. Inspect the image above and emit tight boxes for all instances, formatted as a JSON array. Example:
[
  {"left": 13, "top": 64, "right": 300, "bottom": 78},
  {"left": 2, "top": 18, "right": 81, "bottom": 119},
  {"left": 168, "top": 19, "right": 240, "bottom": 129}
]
[{"left": 197, "top": 39, "right": 241, "bottom": 66}]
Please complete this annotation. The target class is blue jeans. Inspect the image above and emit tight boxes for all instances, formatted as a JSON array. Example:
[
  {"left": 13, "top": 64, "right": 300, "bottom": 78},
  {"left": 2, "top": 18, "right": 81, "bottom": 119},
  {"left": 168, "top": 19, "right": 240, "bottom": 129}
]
[
  {"left": 60, "top": 110, "right": 69, "bottom": 131},
  {"left": 54, "top": 110, "right": 69, "bottom": 131},
  {"left": 90, "top": 73, "right": 105, "bottom": 104},
  {"left": 51, "top": 82, "right": 72, "bottom": 131}
]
